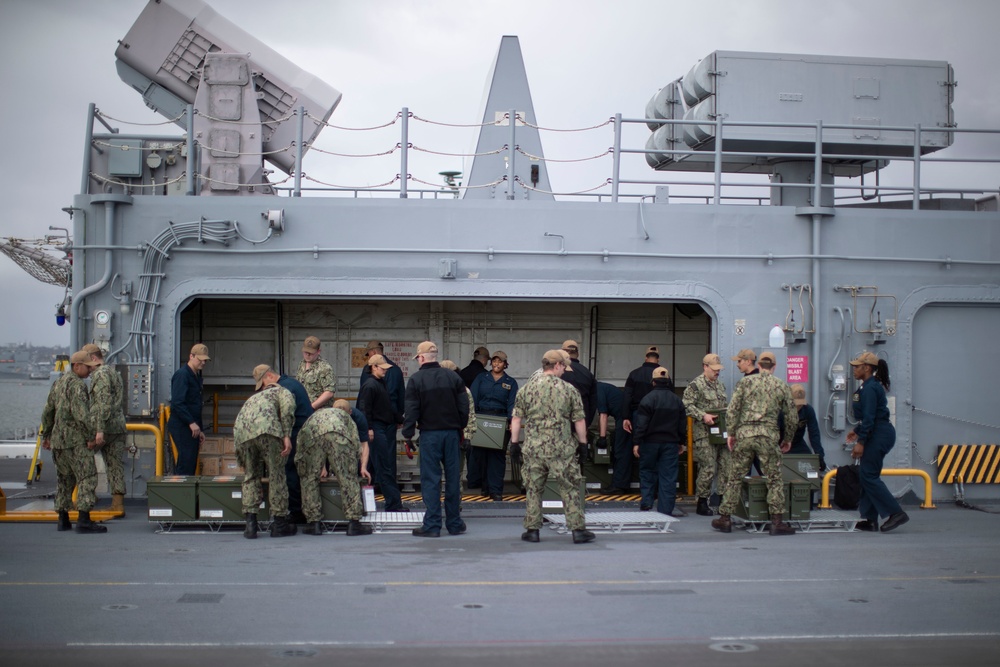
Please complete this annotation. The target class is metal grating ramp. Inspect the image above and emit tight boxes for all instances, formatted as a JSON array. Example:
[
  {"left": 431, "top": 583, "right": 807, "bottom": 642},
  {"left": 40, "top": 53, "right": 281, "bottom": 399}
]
[
  {"left": 544, "top": 511, "right": 678, "bottom": 534},
  {"left": 733, "top": 509, "right": 859, "bottom": 533},
  {"left": 360, "top": 510, "right": 424, "bottom": 533}
]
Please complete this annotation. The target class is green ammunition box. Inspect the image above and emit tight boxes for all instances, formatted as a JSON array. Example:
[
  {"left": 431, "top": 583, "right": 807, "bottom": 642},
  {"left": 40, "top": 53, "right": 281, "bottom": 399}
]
[
  {"left": 582, "top": 461, "right": 613, "bottom": 493},
  {"left": 786, "top": 480, "right": 812, "bottom": 520},
  {"left": 541, "top": 478, "right": 588, "bottom": 515},
  {"left": 782, "top": 454, "right": 822, "bottom": 491},
  {"left": 471, "top": 414, "right": 507, "bottom": 449},
  {"left": 319, "top": 480, "right": 348, "bottom": 521},
  {"left": 147, "top": 475, "right": 198, "bottom": 522},
  {"left": 731, "top": 476, "right": 769, "bottom": 521},
  {"left": 197, "top": 475, "right": 248, "bottom": 521},
  {"left": 707, "top": 409, "right": 728, "bottom": 446},
  {"left": 590, "top": 428, "right": 613, "bottom": 465}
]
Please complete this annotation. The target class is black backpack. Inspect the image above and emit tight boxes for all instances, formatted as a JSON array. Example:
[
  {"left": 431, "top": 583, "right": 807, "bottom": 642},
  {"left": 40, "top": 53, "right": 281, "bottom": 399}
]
[{"left": 833, "top": 464, "right": 861, "bottom": 510}]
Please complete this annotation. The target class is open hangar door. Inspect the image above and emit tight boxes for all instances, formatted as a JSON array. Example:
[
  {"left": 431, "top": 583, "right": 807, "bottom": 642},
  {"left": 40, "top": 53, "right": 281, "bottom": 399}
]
[
  {"left": 912, "top": 304, "right": 1000, "bottom": 502},
  {"left": 178, "top": 297, "right": 714, "bottom": 428}
]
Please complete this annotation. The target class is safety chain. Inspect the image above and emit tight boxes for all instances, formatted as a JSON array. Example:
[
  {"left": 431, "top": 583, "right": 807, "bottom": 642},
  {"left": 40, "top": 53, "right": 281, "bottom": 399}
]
[
  {"left": 908, "top": 441, "right": 938, "bottom": 467},
  {"left": 301, "top": 173, "right": 401, "bottom": 189},
  {"left": 518, "top": 116, "right": 615, "bottom": 132},
  {"left": 308, "top": 111, "right": 401, "bottom": 131},
  {"left": 911, "top": 405, "right": 1000, "bottom": 432},
  {"left": 95, "top": 109, "right": 186, "bottom": 126},
  {"left": 411, "top": 113, "right": 504, "bottom": 128},
  {"left": 515, "top": 146, "right": 613, "bottom": 162},
  {"left": 306, "top": 143, "right": 401, "bottom": 158},
  {"left": 411, "top": 144, "right": 507, "bottom": 158},
  {"left": 514, "top": 176, "right": 612, "bottom": 195}
]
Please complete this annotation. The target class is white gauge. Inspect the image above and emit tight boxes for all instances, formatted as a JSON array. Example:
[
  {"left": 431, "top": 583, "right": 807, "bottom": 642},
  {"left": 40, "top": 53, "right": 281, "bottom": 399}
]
[{"left": 95, "top": 310, "right": 111, "bottom": 326}]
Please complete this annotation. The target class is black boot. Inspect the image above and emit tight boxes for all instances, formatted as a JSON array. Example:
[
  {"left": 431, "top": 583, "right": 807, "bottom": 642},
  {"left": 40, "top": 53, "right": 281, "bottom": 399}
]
[
  {"left": 572, "top": 529, "right": 596, "bottom": 544},
  {"left": 696, "top": 497, "right": 713, "bottom": 516},
  {"left": 768, "top": 512, "right": 796, "bottom": 536},
  {"left": 270, "top": 515, "right": 298, "bottom": 537},
  {"left": 521, "top": 529, "right": 540, "bottom": 542},
  {"left": 57, "top": 510, "right": 72, "bottom": 531},
  {"left": 347, "top": 519, "right": 373, "bottom": 536},
  {"left": 244, "top": 513, "right": 258, "bottom": 539},
  {"left": 302, "top": 521, "right": 325, "bottom": 536},
  {"left": 74, "top": 510, "right": 108, "bottom": 534},
  {"left": 711, "top": 514, "right": 732, "bottom": 533}
]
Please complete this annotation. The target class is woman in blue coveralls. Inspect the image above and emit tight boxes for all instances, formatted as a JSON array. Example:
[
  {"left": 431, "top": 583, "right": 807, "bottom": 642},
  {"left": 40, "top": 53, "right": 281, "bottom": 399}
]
[{"left": 846, "top": 351, "right": 908, "bottom": 533}]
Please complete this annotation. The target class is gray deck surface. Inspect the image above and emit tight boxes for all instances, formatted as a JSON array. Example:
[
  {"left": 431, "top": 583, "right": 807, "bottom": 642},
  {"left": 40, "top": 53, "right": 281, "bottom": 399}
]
[{"left": 2, "top": 457, "right": 999, "bottom": 666}]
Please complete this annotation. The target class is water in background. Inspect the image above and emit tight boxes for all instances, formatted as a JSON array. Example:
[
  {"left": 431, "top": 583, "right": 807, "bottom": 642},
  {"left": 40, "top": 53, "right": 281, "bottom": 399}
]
[{"left": 0, "top": 377, "right": 55, "bottom": 440}]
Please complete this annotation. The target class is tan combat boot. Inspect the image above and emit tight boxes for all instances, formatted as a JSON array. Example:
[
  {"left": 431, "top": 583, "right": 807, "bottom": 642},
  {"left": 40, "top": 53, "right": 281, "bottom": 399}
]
[
  {"left": 711, "top": 514, "right": 732, "bottom": 533},
  {"left": 768, "top": 512, "right": 796, "bottom": 535},
  {"left": 111, "top": 493, "right": 126, "bottom": 517}
]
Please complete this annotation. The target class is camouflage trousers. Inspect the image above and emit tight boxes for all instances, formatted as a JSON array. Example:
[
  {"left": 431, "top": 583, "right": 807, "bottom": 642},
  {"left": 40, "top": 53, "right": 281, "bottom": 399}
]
[
  {"left": 295, "top": 434, "right": 364, "bottom": 522},
  {"left": 52, "top": 446, "right": 98, "bottom": 512},
  {"left": 693, "top": 437, "right": 730, "bottom": 499},
  {"left": 521, "top": 452, "right": 586, "bottom": 531},
  {"left": 99, "top": 433, "right": 127, "bottom": 495},
  {"left": 719, "top": 432, "right": 786, "bottom": 515},
  {"left": 236, "top": 434, "right": 288, "bottom": 517}
]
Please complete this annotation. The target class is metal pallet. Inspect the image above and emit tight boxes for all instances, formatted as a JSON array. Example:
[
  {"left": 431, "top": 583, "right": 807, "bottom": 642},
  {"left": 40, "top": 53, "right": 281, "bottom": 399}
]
[
  {"left": 360, "top": 510, "right": 425, "bottom": 533},
  {"left": 544, "top": 510, "right": 678, "bottom": 534},
  {"left": 733, "top": 509, "right": 859, "bottom": 533}
]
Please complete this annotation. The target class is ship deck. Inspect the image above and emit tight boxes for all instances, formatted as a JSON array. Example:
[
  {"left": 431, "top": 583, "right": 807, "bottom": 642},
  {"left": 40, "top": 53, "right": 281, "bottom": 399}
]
[{"left": 1, "top": 458, "right": 999, "bottom": 666}]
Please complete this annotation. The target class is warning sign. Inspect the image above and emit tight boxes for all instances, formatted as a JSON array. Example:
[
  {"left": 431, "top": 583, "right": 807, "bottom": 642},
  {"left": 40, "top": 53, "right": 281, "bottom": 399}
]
[
  {"left": 352, "top": 341, "right": 420, "bottom": 380},
  {"left": 786, "top": 355, "right": 808, "bottom": 383}
]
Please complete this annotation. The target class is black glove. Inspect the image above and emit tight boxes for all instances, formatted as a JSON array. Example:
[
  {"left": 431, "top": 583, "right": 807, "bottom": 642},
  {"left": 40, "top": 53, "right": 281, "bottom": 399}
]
[
  {"left": 577, "top": 442, "right": 589, "bottom": 465},
  {"left": 596, "top": 436, "right": 608, "bottom": 449},
  {"left": 461, "top": 438, "right": 471, "bottom": 452},
  {"left": 509, "top": 441, "right": 521, "bottom": 459},
  {"left": 404, "top": 439, "right": 417, "bottom": 459},
  {"left": 818, "top": 456, "right": 827, "bottom": 472}
]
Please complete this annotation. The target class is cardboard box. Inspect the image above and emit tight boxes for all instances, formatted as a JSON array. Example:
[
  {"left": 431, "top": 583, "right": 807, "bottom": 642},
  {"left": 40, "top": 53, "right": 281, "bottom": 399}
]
[
  {"left": 220, "top": 455, "right": 244, "bottom": 475},
  {"left": 222, "top": 437, "right": 236, "bottom": 455},
  {"left": 198, "top": 455, "right": 221, "bottom": 476},
  {"left": 200, "top": 437, "right": 224, "bottom": 455}
]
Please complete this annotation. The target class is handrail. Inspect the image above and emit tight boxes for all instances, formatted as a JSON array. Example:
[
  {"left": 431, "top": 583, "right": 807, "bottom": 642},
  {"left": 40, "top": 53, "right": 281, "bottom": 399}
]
[
  {"left": 127, "top": 422, "right": 164, "bottom": 476},
  {"left": 819, "top": 467, "right": 936, "bottom": 509}
]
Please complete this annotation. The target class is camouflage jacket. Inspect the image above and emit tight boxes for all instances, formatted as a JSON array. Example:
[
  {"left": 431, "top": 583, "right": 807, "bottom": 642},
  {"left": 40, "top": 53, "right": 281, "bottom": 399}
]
[
  {"left": 40, "top": 371, "right": 94, "bottom": 450},
  {"left": 233, "top": 385, "right": 296, "bottom": 444},
  {"left": 512, "top": 374, "right": 584, "bottom": 459},
  {"left": 298, "top": 405, "right": 361, "bottom": 453},
  {"left": 682, "top": 374, "right": 728, "bottom": 441},
  {"left": 295, "top": 357, "right": 336, "bottom": 405},
  {"left": 90, "top": 363, "right": 127, "bottom": 434},
  {"left": 463, "top": 386, "right": 477, "bottom": 441},
  {"left": 727, "top": 372, "right": 798, "bottom": 441}
]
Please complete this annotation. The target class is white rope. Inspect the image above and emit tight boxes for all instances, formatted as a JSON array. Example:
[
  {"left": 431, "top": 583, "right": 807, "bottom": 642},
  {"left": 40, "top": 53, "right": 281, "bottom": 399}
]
[
  {"left": 307, "top": 111, "right": 401, "bottom": 131},
  {"left": 95, "top": 109, "right": 186, "bottom": 126},
  {"left": 515, "top": 176, "right": 612, "bottom": 195},
  {"left": 515, "top": 146, "right": 613, "bottom": 163},
  {"left": 301, "top": 173, "right": 401, "bottom": 189}
]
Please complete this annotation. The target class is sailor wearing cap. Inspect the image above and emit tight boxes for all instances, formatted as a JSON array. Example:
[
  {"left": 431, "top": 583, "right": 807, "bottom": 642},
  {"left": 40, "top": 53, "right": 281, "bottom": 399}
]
[
  {"left": 167, "top": 343, "right": 210, "bottom": 476},
  {"left": 296, "top": 336, "right": 336, "bottom": 410},
  {"left": 40, "top": 350, "right": 106, "bottom": 533},
  {"left": 559, "top": 340, "right": 598, "bottom": 428},
  {"left": 621, "top": 346, "right": 663, "bottom": 435},
  {"left": 632, "top": 366, "right": 687, "bottom": 516},
  {"left": 82, "top": 343, "right": 128, "bottom": 516},
  {"left": 470, "top": 350, "right": 518, "bottom": 501},
  {"left": 358, "top": 353, "right": 407, "bottom": 512},
  {"left": 234, "top": 365, "right": 298, "bottom": 539},
  {"left": 683, "top": 353, "right": 729, "bottom": 516}
]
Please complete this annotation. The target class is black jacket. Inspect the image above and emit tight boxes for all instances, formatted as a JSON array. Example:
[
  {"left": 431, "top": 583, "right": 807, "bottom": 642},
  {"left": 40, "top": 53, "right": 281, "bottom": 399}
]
[
  {"left": 622, "top": 361, "right": 660, "bottom": 417},
  {"left": 562, "top": 359, "right": 598, "bottom": 426},
  {"left": 459, "top": 359, "right": 488, "bottom": 388},
  {"left": 357, "top": 376, "right": 401, "bottom": 425},
  {"left": 633, "top": 382, "right": 687, "bottom": 446},
  {"left": 402, "top": 362, "right": 470, "bottom": 437}
]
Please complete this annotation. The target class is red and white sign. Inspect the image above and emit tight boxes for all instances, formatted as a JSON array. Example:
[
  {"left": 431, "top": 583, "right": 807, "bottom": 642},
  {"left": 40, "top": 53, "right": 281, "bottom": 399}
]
[{"left": 786, "top": 355, "right": 808, "bottom": 383}]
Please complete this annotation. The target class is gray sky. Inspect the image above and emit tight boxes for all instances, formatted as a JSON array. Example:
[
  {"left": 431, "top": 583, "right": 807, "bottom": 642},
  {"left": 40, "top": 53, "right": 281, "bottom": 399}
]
[{"left": 1, "top": 0, "right": 998, "bottom": 347}]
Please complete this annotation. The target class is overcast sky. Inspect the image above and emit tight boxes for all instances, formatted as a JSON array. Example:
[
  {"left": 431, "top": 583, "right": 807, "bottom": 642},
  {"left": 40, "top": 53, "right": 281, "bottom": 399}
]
[{"left": 1, "top": 0, "right": 997, "bottom": 347}]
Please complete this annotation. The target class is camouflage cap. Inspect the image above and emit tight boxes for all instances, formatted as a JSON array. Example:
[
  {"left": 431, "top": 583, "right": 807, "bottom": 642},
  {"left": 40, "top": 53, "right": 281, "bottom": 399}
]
[
  {"left": 703, "top": 353, "right": 724, "bottom": 371},
  {"left": 439, "top": 359, "right": 459, "bottom": 371},
  {"left": 731, "top": 348, "right": 756, "bottom": 362},
  {"left": 791, "top": 383, "right": 807, "bottom": 406},
  {"left": 850, "top": 351, "right": 880, "bottom": 367},
  {"left": 302, "top": 336, "right": 321, "bottom": 352},
  {"left": 70, "top": 350, "right": 98, "bottom": 367},
  {"left": 253, "top": 364, "right": 273, "bottom": 390},
  {"left": 190, "top": 343, "right": 211, "bottom": 360},
  {"left": 367, "top": 354, "right": 392, "bottom": 369}
]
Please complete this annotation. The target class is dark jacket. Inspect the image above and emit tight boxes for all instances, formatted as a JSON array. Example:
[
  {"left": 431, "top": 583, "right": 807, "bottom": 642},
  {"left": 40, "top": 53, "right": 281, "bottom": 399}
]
[
  {"left": 358, "top": 376, "right": 401, "bottom": 425},
  {"left": 359, "top": 355, "right": 405, "bottom": 416},
  {"left": 784, "top": 403, "right": 824, "bottom": 457},
  {"left": 622, "top": 361, "right": 659, "bottom": 417},
  {"left": 562, "top": 359, "right": 598, "bottom": 426},
  {"left": 459, "top": 359, "right": 488, "bottom": 389},
  {"left": 401, "top": 362, "right": 469, "bottom": 436},
  {"left": 633, "top": 381, "right": 687, "bottom": 446},
  {"left": 168, "top": 364, "right": 203, "bottom": 427},
  {"left": 277, "top": 374, "right": 314, "bottom": 434}
]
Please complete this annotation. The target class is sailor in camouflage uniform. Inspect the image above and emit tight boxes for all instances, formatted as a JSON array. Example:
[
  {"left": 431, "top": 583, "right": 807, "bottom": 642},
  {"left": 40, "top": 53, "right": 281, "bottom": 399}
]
[
  {"left": 296, "top": 335, "right": 336, "bottom": 410},
  {"left": 295, "top": 399, "right": 374, "bottom": 536},
  {"left": 683, "top": 353, "right": 728, "bottom": 516},
  {"left": 234, "top": 366, "right": 297, "bottom": 539},
  {"left": 39, "top": 350, "right": 106, "bottom": 533},
  {"left": 510, "top": 349, "right": 595, "bottom": 544},
  {"left": 83, "top": 343, "right": 128, "bottom": 515},
  {"left": 713, "top": 351, "right": 798, "bottom": 536}
]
